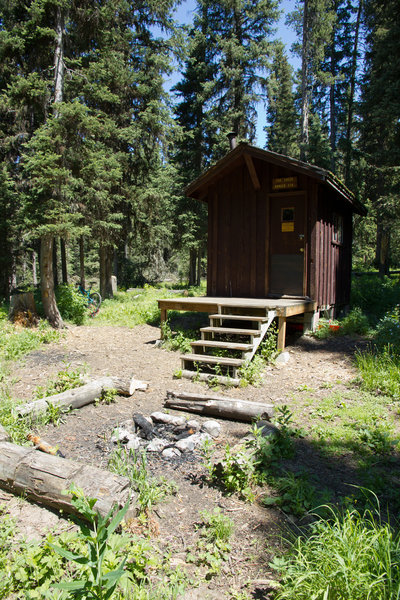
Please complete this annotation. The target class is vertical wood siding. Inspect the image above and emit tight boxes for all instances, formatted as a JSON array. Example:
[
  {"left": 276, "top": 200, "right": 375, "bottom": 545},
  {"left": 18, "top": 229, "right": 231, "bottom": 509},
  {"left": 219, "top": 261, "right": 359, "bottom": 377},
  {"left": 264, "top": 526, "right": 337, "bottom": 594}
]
[{"left": 206, "top": 157, "right": 353, "bottom": 309}]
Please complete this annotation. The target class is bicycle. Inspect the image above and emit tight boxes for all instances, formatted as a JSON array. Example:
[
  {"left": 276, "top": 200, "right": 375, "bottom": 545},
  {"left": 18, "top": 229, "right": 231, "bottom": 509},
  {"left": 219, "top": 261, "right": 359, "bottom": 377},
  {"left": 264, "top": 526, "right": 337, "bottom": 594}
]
[{"left": 77, "top": 283, "right": 102, "bottom": 317}]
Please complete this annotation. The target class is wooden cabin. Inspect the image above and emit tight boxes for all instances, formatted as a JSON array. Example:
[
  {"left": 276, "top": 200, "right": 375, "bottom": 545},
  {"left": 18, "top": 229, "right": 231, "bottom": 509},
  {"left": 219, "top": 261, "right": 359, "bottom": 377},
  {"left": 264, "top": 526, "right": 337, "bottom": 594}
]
[
  {"left": 158, "top": 143, "right": 366, "bottom": 384},
  {"left": 186, "top": 142, "right": 366, "bottom": 315}
]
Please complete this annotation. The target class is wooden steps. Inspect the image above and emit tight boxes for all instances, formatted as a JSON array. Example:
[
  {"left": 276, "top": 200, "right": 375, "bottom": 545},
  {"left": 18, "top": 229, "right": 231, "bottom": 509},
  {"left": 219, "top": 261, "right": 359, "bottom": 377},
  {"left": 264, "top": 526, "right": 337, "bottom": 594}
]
[
  {"left": 200, "top": 326, "right": 262, "bottom": 337},
  {"left": 209, "top": 314, "right": 268, "bottom": 323},
  {"left": 191, "top": 340, "right": 253, "bottom": 352},
  {"left": 181, "top": 305, "right": 277, "bottom": 380},
  {"left": 181, "top": 353, "right": 244, "bottom": 368}
]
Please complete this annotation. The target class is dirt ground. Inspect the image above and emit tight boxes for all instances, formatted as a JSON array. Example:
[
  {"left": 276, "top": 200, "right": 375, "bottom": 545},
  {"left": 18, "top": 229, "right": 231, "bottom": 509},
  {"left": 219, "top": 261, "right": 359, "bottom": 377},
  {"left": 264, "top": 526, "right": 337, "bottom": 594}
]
[{"left": 5, "top": 323, "right": 365, "bottom": 599}]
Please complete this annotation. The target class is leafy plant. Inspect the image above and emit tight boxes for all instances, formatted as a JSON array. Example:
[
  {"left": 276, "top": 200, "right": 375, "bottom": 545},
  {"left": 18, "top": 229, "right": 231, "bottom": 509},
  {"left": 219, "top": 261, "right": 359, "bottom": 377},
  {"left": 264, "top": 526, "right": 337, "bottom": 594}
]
[
  {"left": 160, "top": 320, "right": 196, "bottom": 353},
  {"left": 356, "top": 422, "right": 398, "bottom": 456},
  {"left": 340, "top": 307, "right": 370, "bottom": 336},
  {"left": 187, "top": 509, "right": 233, "bottom": 578},
  {"left": 108, "top": 446, "right": 176, "bottom": 514},
  {"left": 98, "top": 388, "right": 117, "bottom": 405},
  {"left": 238, "top": 355, "right": 265, "bottom": 387},
  {"left": 209, "top": 442, "right": 257, "bottom": 501},
  {"left": 43, "top": 401, "right": 70, "bottom": 426},
  {"left": 55, "top": 284, "right": 88, "bottom": 325},
  {"left": 50, "top": 486, "right": 129, "bottom": 600},
  {"left": 259, "top": 322, "right": 278, "bottom": 362},
  {"left": 263, "top": 471, "right": 325, "bottom": 517},
  {"left": 34, "top": 363, "right": 84, "bottom": 400}
]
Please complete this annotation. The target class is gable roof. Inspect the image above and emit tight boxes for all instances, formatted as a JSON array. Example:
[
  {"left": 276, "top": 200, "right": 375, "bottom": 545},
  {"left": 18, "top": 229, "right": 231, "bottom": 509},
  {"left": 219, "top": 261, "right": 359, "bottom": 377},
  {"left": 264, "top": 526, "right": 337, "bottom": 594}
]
[{"left": 186, "top": 142, "right": 367, "bottom": 215}]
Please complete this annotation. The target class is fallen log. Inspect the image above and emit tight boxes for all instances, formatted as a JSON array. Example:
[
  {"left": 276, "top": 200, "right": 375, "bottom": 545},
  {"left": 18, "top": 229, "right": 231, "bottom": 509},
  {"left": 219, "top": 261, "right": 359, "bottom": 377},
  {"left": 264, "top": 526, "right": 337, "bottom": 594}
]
[
  {"left": 16, "top": 376, "right": 148, "bottom": 419},
  {"left": 165, "top": 390, "right": 274, "bottom": 422},
  {"left": 0, "top": 424, "right": 10, "bottom": 442},
  {"left": 0, "top": 441, "right": 135, "bottom": 519},
  {"left": 27, "top": 433, "right": 65, "bottom": 457}
]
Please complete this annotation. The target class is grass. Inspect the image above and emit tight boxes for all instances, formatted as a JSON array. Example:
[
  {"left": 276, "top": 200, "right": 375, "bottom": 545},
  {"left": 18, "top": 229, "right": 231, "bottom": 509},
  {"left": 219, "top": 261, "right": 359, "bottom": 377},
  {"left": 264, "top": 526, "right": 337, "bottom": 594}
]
[
  {"left": 108, "top": 446, "right": 177, "bottom": 515},
  {"left": 355, "top": 347, "right": 400, "bottom": 400},
  {"left": 273, "top": 500, "right": 400, "bottom": 600},
  {"left": 94, "top": 284, "right": 206, "bottom": 329},
  {"left": 0, "top": 494, "right": 187, "bottom": 600}
]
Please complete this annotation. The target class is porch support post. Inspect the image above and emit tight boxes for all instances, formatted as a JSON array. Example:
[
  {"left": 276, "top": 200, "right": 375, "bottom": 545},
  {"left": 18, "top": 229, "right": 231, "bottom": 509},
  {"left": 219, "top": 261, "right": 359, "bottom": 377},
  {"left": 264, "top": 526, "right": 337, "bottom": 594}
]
[
  {"left": 277, "top": 316, "right": 287, "bottom": 351},
  {"left": 303, "top": 310, "right": 319, "bottom": 333},
  {"left": 160, "top": 308, "right": 167, "bottom": 338}
]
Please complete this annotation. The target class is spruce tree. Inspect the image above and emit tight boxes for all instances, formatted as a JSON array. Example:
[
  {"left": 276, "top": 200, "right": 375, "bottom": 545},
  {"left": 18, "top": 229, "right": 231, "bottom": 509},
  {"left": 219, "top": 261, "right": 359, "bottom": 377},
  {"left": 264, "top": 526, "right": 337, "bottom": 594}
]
[
  {"left": 265, "top": 41, "right": 299, "bottom": 157},
  {"left": 359, "top": 0, "right": 400, "bottom": 275}
]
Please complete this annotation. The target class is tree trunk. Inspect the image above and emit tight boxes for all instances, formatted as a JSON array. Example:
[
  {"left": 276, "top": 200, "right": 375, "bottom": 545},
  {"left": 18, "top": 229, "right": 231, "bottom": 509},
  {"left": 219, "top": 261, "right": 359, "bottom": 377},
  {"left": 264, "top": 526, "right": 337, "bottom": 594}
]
[
  {"left": 196, "top": 248, "right": 201, "bottom": 286},
  {"left": 52, "top": 237, "right": 59, "bottom": 287},
  {"left": 377, "top": 223, "right": 390, "bottom": 278},
  {"left": 99, "top": 244, "right": 114, "bottom": 299},
  {"left": 300, "top": 0, "right": 310, "bottom": 161},
  {"left": 40, "top": 235, "right": 63, "bottom": 328},
  {"left": 79, "top": 235, "right": 85, "bottom": 288},
  {"left": 32, "top": 250, "right": 38, "bottom": 286},
  {"left": 344, "top": 0, "right": 363, "bottom": 186},
  {"left": 188, "top": 248, "right": 197, "bottom": 286},
  {"left": 60, "top": 238, "right": 68, "bottom": 284}
]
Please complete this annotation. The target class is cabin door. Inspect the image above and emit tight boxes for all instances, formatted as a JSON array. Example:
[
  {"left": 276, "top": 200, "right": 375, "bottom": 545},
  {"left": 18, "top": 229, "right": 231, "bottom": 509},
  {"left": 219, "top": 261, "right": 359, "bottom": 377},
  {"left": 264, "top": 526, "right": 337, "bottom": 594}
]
[{"left": 269, "top": 194, "right": 306, "bottom": 296}]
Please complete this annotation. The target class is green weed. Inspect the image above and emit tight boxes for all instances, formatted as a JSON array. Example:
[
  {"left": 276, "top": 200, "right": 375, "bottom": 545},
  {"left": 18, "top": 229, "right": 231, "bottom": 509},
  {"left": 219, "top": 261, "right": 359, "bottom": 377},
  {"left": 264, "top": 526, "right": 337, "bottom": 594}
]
[
  {"left": 238, "top": 355, "right": 265, "bottom": 387},
  {"left": 98, "top": 388, "right": 117, "bottom": 405},
  {"left": 355, "top": 347, "right": 400, "bottom": 399},
  {"left": 108, "top": 446, "right": 176, "bottom": 515},
  {"left": 50, "top": 486, "right": 130, "bottom": 599},
  {"left": 187, "top": 509, "right": 233, "bottom": 578},
  {"left": 160, "top": 320, "right": 195, "bottom": 353},
  {"left": 340, "top": 307, "right": 370, "bottom": 336},
  {"left": 0, "top": 319, "right": 60, "bottom": 363},
  {"left": 272, "top": 500, "right": 400, "bottom": 600},
  {"left": 94, "top": 286, "right": 185, "bottom": 328},
  {"left": 263, "top": 471, "right": 327, "bottom": 517},
  {"left": 34, "top": 362, "right": 84, "bottom": 400},
  {"left": 55, "top": 284, "right": 88, "bottom": 325}
]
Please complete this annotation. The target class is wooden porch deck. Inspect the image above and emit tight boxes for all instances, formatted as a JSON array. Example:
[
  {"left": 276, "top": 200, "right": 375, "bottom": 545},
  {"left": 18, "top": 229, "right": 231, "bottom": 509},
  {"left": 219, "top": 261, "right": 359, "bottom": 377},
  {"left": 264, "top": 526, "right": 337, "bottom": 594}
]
[{"left": 158, "top": 296, "right": 317, "bottom": 351}]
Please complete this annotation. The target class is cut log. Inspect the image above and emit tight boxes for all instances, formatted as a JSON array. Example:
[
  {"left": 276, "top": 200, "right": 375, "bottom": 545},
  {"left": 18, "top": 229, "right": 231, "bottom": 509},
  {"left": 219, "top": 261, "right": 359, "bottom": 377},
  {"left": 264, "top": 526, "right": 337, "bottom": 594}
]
[
  {"left": 0, "top": 424, "right": 10, "bottom": 442},
  {"left": 181, "top": 369, "right": 240, "bottom": 387},
  {"left": 16, "top": 376, "right": 148, "bottom": 419},
  {"left": 27, "top": 433, "right": 65, "bottom": 457},
  {"left": 165, "top": 391, "right": 274, "bottom": 422},
  {"left": 0, "top": 441, "right": 135, "bottom": 519}
]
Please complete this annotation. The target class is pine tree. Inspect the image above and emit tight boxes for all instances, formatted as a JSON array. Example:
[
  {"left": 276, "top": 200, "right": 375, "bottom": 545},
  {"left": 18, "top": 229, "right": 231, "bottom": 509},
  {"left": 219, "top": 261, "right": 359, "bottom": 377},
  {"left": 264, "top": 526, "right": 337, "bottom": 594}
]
[
  {"left": 265, "top": 42, "right": 299, "bottom": 157},
  {"left": 288, "top": 0, "right": 336, "bottom": 162},
  {"left": 359, "top": 0, "right": 400, "bottom": 275},
  {"left": 214, "top": 0, "right": 280, "bottom": 142}
]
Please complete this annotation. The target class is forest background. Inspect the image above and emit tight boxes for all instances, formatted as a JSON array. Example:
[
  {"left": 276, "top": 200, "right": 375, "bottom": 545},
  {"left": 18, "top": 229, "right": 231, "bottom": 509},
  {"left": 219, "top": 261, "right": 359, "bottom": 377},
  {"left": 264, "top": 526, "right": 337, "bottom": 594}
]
[{"left": 0, "top": 0, "right": 399, "bottom": 326}]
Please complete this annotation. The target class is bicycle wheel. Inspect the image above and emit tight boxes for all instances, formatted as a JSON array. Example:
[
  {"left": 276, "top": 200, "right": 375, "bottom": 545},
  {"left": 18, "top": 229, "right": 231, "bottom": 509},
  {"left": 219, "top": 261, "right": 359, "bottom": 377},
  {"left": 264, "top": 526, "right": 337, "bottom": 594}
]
[{"left": 88, "top": 292, "right": 102, "bottom": 316}]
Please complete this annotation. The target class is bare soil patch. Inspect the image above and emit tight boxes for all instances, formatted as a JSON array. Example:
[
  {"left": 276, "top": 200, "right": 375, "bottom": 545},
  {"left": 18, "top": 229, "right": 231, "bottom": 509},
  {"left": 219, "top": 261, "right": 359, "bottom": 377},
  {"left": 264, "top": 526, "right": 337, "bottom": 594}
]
[{"left": 6, "top": 324, "right": 364, "bottom": 598}]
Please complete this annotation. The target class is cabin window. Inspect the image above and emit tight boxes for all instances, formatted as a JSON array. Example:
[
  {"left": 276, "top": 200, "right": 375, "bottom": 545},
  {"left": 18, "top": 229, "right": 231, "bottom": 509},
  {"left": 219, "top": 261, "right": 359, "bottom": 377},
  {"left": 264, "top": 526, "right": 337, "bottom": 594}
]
[
  {"left": 281, "top": 207, "right": 295, "bottom": 232},
  {"left": 333, "top": 213, "right": 343, "bottom": 244}
]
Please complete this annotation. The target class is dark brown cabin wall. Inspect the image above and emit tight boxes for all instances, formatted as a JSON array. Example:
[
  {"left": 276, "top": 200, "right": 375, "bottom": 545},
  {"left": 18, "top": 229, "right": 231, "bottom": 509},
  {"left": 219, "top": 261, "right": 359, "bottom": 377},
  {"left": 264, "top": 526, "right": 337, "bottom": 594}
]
[
  {"left": 316, "top": 190, "right": 353, "bottom": 310},
  {"left": 256, "top": 162, "right": 269, "bottom": 297},
  {"left": 206, "top": 189, "right": 215, "bottom": 295},
  {"left": 308, "top": 182, "right": 319, "bottom": 300},
  {"left": 202, "top": 148, "right": 358, "bottom": 304}
]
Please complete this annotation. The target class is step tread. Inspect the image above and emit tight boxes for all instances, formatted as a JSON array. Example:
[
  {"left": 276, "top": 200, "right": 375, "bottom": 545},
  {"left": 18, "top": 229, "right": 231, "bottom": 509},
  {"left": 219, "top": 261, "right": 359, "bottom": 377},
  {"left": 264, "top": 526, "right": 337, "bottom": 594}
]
[
  {"left": 209, "top": 314, "right": 268, "bottom": 322},
  {"left": 191, "top": 340, "right": 253, "bottom": 351},
  {"left": 181, "top": 353, "right": 244, "bottom": 367},
  {"left": 200, "top": 326, "right": 261, "bottom": 336}
]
